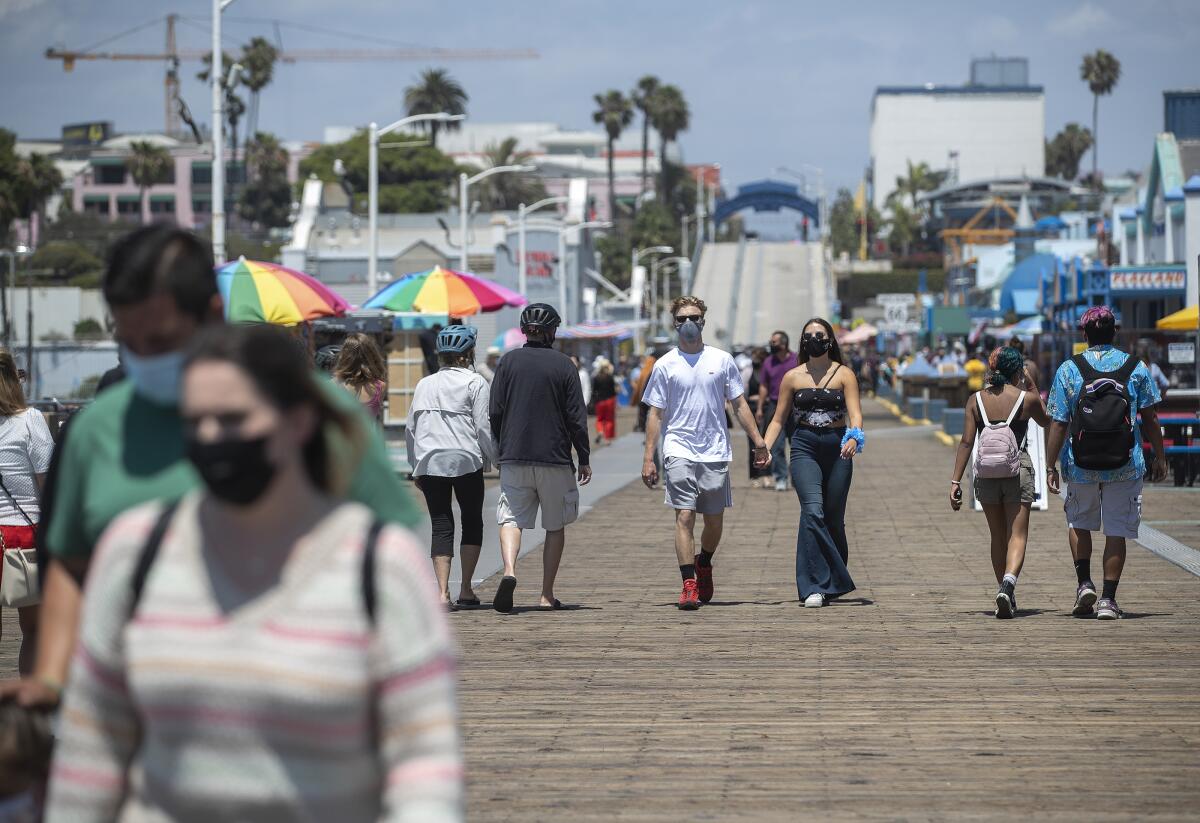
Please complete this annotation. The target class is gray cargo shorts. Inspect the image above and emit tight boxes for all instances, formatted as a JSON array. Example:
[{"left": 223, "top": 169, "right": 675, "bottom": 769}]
[{"left": 664, "top": 457, "right": 733, "bottom": 515}]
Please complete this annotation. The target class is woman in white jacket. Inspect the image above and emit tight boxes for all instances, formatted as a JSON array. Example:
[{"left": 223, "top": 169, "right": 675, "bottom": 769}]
[{"left": 406, "top": 325, "right": 498, "bottom": 607}]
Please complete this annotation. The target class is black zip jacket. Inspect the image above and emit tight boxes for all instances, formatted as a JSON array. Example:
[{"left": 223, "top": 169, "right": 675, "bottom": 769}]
[{"left": 489, "top": 344, "right": 590, "bottom": 467}]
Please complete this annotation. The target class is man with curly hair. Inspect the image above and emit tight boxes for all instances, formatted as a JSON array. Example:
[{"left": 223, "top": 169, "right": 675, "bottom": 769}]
[{"left": 640, "top": 295, "right": 771, "bottom": 610}]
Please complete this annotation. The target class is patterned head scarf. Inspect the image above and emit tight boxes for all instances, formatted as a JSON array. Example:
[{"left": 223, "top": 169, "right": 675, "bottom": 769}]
[
  {"left": 1078, "top": 305, "right": 1116, "bottom": 329},
  {"left": 987, "top": 346, "right": 1024, "bottom": 387}
]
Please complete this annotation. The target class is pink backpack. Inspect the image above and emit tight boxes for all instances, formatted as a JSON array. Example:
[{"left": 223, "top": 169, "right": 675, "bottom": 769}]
[{"left": 973, "top": 391, "right": 1025, "bottom": 478}]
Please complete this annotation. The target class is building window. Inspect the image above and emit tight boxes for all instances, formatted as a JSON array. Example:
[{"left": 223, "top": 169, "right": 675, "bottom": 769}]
[
  {"left": 192, "top": 163, "right": 212, "bottom": 185},
  {"left": 116, "top": 197, "right": 141, "bottom": 219},
  {"left": 192, "top": 198, "right": 211, "bottom": 214},
  {"left": 150, "top": 196, "right": 176, "bottom": 216},
  {"left": 83, "top": 196, "right": 110, "bottom": 217},
  {"left": 94, "top": 164, "right": 126, "bottom": 185}
]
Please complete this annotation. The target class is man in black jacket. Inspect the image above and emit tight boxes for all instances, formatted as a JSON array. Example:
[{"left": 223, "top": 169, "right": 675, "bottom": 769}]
[{"left": 489, "top": 303, "right": 592, "bottom": 612}]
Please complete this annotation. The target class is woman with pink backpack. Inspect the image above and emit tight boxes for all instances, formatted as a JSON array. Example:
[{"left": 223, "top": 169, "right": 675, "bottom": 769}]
[{"left": 949, "top": 347, "right": 1051, "bottom": 618}]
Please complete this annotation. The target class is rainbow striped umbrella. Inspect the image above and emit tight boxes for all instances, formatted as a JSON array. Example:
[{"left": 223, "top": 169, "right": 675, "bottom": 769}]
[
  {"left": 363, "top": 266, "right": 526, "bottom": 317},
  {"left": 216, "top": 257, "right": 350, "bottom": 326}
]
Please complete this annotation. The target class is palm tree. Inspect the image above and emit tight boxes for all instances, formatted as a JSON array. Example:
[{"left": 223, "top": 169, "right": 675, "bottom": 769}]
[
  {"left": 198, "top": 51, "right": 246, "bottom": 157},
  {"left": 12, "top": 151, "right": 62, "bottom": 245},
  {"left": 239, "top": 37, "right": 278, "bottom": 141},
  {"left": 1045, "top": 123, "right": 1093, "bottom": 180},
  {"left": 649, "top": 85, "right": 689, "bottom": 202},
  {"left": 126, "top": 141, "right": 172, "bottom": 223},
  {"left": 632, "top": 75, "right": 660, "bottom": 198},
  {"left": 1080, "top": 50, "right": 1121, "bottom": 190},
  {"left": 474, "top": 137, "right": 546, "bottom": 211},
  {"left": 404, "top": 69, "right": 468, "bottom": 148},
  {"left": 889, "top": 160, "right": 943, "bottom": 214},
  {"left": 592, "top": 90, "right": 634, "bottom": 222}
]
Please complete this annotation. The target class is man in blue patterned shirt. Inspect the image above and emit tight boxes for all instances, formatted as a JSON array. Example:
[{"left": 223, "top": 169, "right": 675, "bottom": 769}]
[{"left": 1045, "top": 306, "right": 1167, "bottom": 620}]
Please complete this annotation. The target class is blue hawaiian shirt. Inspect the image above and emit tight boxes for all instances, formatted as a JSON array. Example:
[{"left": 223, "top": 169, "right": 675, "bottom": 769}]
[{"left": 1046, "top": 345, "right": 1160, "bottom": 484}]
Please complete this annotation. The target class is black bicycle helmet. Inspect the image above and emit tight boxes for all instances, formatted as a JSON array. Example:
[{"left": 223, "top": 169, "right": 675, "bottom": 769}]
[
  {"left": 314, "top": 344, "right": 342, "bottom": 373},
  {"left": 520, "top": 303, "right": 562, "bottom": 335},
  {"left": 436, "top": 324, "right": 478, "bottom": 354}
]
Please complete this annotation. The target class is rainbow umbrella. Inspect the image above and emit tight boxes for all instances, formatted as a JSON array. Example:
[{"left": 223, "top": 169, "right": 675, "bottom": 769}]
[
  {"left": 216, "top": 257, "right": 350, "bottom": 326},
  {"left": 494, "top": 327, "right": 528, "bottom": 351},
  {"left": 363, "top": 266, "right": 526, "bottom": 317}
]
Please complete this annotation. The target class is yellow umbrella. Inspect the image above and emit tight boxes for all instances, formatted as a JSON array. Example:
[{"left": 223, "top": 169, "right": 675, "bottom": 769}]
[{"left": 1156, "top": 305, "right": 1199, "bottom": 330}]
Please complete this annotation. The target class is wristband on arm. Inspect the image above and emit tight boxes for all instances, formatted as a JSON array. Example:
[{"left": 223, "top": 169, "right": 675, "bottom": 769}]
[{"left": 841, "top": 427, "right": 866, "bottom": 452}]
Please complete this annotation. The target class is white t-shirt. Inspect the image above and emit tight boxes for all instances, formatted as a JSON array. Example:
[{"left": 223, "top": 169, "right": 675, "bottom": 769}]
[
  {"left": 643, "top": 346, "right": 745, "bottom": 463},
  {"left": 0, "top": 408, "right": 54, "bottom": 525}
]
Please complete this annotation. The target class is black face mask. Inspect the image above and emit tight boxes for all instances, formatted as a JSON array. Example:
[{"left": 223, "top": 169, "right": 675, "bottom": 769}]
[
  {"left": 186, "top": 435, "right": 277, "bottom": 506},
  {"left": 802, "top": 336, "right": 831, "bottom": 358},
  {"left": 769, "top": 344, "right": 783, "bottom": 354}
]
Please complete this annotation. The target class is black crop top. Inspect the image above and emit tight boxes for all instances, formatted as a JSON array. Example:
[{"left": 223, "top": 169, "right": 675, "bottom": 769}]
[{"left": 792, "top": 365, "right": 847, "bottom": 427}]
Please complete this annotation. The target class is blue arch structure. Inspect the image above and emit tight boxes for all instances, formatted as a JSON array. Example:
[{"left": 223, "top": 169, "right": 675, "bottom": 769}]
[{"left": 713, "top": 180, "right": 819, "bottom": 226}]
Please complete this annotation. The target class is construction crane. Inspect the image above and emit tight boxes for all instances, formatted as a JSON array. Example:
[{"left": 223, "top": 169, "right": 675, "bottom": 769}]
[{"left": 46, "top": 14, "right": 539, "bottom": 137}]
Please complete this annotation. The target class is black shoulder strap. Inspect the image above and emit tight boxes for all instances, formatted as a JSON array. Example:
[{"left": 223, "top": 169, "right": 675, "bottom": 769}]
[
  {"left": 361, "top": 519, "right": 385, "bottom": 626},
  {"left": 819, "top": 363, "right": 841, "bottom": 388},
  {"left": 129, "top": 501, "right": 180, "bottom": 618},
  {"left": 1072, "top": 353, "right": 1100, "bottom": 383}
]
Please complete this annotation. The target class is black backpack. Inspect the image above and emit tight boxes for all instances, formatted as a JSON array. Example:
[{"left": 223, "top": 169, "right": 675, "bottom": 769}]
[
  {"left": 129, "top": 502, "right": 385, "bottom": 624},
  {"left": 1069, "top": 353, "right": 1139, "bottom": 471}
]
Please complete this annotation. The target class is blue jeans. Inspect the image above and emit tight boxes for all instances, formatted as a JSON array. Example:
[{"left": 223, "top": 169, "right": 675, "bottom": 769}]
[
  {"left": 763, "top": 400, "right": 789, "bottom": 483},
  {"left": 790, "top": 426, "right": 856, "bottom": 600}
]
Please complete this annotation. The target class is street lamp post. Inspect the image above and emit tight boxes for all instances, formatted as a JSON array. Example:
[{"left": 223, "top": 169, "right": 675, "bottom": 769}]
[
  {"left": 367, "top": 112, "right": 464, "bottom": 298},
  {"left": 631, "top": 245, "right": 673, "bottom": 349},
  {"left": 556, "top": 220, "right": 611, "bottom": 324},
  {"left": 653, "top": 256, "right": 690, "bottom": 332},
  {"left": 210, "top": 0, "right": 241, "bottom": 264},
  {"left": 517, "top": 195, "right": 568, "bottom": 297},
  {"left": 459, "top": 164, "right": 537, "bottom": 273}
]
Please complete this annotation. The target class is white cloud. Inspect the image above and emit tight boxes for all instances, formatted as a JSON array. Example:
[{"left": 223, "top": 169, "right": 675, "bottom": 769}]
[
  {"left": 1049, "top": 2, "right": 1117, "bottom": 36},
  {"left": 0, "top": 0, "right": 44, "bottom": 20}
]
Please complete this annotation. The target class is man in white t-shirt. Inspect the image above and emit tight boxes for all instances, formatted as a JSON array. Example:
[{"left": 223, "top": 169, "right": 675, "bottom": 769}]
[{"left": 641, "top": 295, "right": 771, "bottom": 610}]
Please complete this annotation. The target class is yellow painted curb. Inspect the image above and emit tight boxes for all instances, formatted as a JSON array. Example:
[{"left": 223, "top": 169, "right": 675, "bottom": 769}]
[
  {"left": 899, "top": 414, "right": 917, "bottom": 425},
  {"left": 934, "top": 431, "right": 957, "bottom": 447}
]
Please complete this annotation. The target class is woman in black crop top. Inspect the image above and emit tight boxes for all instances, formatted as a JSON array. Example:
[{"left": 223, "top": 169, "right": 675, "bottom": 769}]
[
  {"left": 949, "top": 346, "right": 1051, "bottom": 618},
  {"left": 763, "top": 318, "right": 863, "bottom": 607}
]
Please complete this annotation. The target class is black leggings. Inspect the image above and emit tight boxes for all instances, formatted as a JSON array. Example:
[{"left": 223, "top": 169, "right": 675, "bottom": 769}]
[{"left": 419, "top": 470, "right": 485, "bottom": 558}]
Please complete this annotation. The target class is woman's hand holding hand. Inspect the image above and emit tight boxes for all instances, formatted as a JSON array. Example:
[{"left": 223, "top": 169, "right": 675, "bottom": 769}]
[{"left": 840, "top": 439, "right": 858, "bottom": 460}]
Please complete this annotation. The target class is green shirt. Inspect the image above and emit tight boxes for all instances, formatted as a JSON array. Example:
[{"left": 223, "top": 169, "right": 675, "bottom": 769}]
[{"left": 45, "top": 380, "right": 419, "bottom": 560}]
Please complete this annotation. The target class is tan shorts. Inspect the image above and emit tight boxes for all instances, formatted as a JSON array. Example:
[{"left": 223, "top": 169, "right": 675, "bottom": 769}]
[
  {"left": 497, "top": 464, "right": 580, "bottom": 531},
  {"left": 974, "top": 451, "right": 1036, "bottom": 505}
]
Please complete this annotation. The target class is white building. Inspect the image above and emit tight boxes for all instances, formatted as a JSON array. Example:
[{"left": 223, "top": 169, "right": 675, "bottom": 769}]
[{"left": 870, "top": 58, "right": 1045, "bottom": 211}]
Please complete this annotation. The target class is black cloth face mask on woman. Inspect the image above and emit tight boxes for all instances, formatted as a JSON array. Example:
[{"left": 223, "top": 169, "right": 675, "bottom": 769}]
[
  {"left": 802, "top": 334, "right": 831, "bottom": 358},
  {"left": 186, "top": 435, "right": 278, "bottom": 506}
]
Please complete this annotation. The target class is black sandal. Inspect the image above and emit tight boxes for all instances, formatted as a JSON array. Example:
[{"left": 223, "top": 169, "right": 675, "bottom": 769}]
[
  {"left": 456, "top": 596, "right": 482, "bottom": 608},
  {"left": 493, "top": 576, "right": 517, "bottom": 613}
]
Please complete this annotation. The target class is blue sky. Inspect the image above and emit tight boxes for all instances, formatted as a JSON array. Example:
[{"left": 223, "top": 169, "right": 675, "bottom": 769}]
[{"left": 0, "top": 0, "right": 1194, "bottom": 194}]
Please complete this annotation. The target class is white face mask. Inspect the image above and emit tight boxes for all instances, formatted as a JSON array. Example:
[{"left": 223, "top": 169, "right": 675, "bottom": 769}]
[{"left": 121, "top": 346, "right": 186, "bottom": 406}]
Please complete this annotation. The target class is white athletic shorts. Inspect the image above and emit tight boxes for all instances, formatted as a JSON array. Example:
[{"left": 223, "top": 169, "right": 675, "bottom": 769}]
[
  {"left": 1064, "top": 477, "right": 1143, "bottom": 539},
  {"left": 497, "top": 463, "right": 580, "bottom": 531},
  {"left": 664, "top": 457, "right": 732, "bottom": 515}
]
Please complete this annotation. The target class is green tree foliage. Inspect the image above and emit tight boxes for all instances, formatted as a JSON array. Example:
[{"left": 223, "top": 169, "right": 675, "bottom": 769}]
[
  {"left": 238, "top": 132, "right": 292, "bottom": 228},
  {"left": 829, "top": 187, "right": 881, "bottom": 259},
  {"left": 888, "top": 160, "right": 943, "bottom": 213},
  {"left": 299, "top": 130, "right": 459, "bottom": 213},
  {"left": 631, "top": 75, "right": 660, "bottom": 198},
  {"left": 42, "top": 212, "right": 132, "bottom": 260},
  {"left": 0, "top": 130, "right": 63, "bottom": 245},
  {"left": 1080, "top": 50, "right": 1120, "bottom": 189},
  {"left": 473, "top": 137, "right": 546, "bottom": 211},
  {"left": 648, "top": 85, "right": 689, "bottom": 202},
  {"left": 198, "top": 51, "right": 247, "bottom": 158},
  {"left": 404, "top": 69, "right": 468, "bottom": 147},
  {"left": 592, "top": 90, "right": 634, "bottom": 224},
  {"left": 73, "top": 318, "right": 104, "bottom": 339},
  {"left": 1045, "top": 123, "right": 1093, "bottom": 180},
  {"left": 29, "top": 241, "right": 103, "bottom": 281},
  {"left": 885, "top": 201, "right": 917, "bottom": 257},
  {"left": 239, "top": 37, "right": 278, "bottom": 139},
  {"left": 126, "top": 141, "right": 172, "bottom": 224}
]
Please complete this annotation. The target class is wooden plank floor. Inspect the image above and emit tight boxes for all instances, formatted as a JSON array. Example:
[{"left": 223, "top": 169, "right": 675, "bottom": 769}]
[{"left": 455, "top": 398, "right": 1200, "bottom": 821}]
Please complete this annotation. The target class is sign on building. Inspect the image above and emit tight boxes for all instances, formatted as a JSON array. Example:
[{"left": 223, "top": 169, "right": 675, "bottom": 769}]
[
  {"left": 1108, "top": 268, "right": 1187, "bottom": 293},
  {"left": 1167, "top": 342, "right": 1196, "bottom": 365},
  {"left": 61, "top": 121, "right": 111, "bottom": 148},
  {"left": 876, "top": 293, "right": 921, "bottom": 333}
]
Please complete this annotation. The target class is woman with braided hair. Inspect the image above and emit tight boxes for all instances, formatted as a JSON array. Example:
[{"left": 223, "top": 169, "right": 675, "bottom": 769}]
[{"left": 949, "top": 346, "right": 1051, "bottom": 618}]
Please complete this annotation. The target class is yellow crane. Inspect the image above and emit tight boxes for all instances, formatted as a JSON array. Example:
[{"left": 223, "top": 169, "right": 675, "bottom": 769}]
[{"left": 46, "top": 14, "right": 539, "bottom": 137}]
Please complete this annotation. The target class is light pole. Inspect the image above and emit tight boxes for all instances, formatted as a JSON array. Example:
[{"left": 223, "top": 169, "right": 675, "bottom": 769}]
[
  {"left": 556, "top": 220, "right": 611, "bottom": 324},
  {"left": 632, "top": 245, "right": 673, "bottom": 349},
  {"left": 210, "top": 0, "right": 240, "bottom": 264},
  {"left": 652, "top": 256, "right": 690, "bottom": 332},
  {"left": 517, "top": 195, "right": 568, "bottom": 297},
  {"left": 459, "top": 164, "right": 536, "bottom": 273},
  {"left": 367, "top": 112, "right": 463, "bottom": 297}
]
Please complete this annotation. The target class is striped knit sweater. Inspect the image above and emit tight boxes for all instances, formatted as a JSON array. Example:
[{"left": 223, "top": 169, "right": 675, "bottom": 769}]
[{"left": 46, "top": 495, "right": 462, "bottom": 823}]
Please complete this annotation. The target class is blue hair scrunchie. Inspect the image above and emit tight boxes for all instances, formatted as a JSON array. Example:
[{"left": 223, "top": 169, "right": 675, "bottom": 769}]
[{"left": 841, "top": 427, "right": 865, "bottom": 453}]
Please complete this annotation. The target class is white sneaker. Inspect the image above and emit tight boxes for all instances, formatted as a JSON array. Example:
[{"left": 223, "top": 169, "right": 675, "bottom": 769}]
[
  {"left": 775, "top": 479, "right": 788, "bottom": 492},
  {"left": 804, "top": 593, "right": 825, "bottom": 608}
]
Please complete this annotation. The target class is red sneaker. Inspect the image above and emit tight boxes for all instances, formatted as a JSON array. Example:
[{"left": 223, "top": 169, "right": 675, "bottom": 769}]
[
  {"left": 678, "top": 579, "right": 701, "bottom": 610},
  {"left": 694, "top": 556, "right": 714, "bottom": 603}
]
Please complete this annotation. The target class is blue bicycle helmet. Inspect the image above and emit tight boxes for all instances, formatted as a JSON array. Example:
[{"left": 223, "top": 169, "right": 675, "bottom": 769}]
[{"left": 436, "top": 324, "right": 478, "bottom": 354}]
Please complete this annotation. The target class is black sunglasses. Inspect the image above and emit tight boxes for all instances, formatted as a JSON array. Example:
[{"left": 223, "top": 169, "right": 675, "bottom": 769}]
[
  {"left": 801, "top": 332, "right": 828, "bottom": 341},
  {"left": 674, "top": 314, "right": 704, "bottom": 324}
]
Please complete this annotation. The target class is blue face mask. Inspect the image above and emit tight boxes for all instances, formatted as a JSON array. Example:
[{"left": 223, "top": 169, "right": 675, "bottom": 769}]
[
  {"left": 676, "top": 318, "right": 704, "bottom": 344},
  {"left": 121, "top": 346, "right": 185, "bottom": 406}
]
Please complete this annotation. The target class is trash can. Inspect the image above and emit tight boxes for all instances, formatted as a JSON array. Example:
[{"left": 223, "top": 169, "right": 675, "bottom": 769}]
[{"left": 943, "top": 408, "right": 966, "bottom": 437}]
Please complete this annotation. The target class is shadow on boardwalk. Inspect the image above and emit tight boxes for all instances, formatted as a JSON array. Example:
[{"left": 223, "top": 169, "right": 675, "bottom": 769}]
[{"left": 456, "top": 398, "right": 1200, "bottom": 821}]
